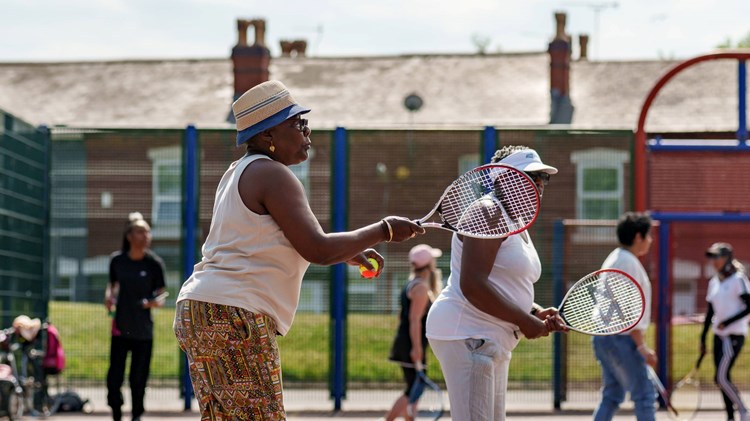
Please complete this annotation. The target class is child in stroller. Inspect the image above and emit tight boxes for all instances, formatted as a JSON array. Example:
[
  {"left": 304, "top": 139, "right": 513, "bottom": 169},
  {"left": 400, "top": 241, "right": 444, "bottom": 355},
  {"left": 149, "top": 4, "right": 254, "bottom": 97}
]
[{"left": 0, "top": 315, "right": 70, "bottom": 419}]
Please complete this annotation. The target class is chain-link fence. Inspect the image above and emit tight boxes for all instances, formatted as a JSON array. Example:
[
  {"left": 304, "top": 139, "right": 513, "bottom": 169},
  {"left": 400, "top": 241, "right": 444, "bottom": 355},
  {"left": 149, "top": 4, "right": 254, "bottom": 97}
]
[{"left": 6, "top": 124, "right": 652, "bottom": 410}]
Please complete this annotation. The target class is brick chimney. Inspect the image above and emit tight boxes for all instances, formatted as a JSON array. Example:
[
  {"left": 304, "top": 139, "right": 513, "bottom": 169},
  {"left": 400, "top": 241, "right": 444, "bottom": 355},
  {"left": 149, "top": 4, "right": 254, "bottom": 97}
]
[
  {"left": 231, "top": 19, "right": 271, "bottom": 102},
  {"left": 578, "top": 34, "right": 589, "bottom": 61},
  {"left": 548, "top": 12, "right": 574, "bottom": 124},
  {"left": 280, "top": 39, "right": 308, "bottom": 57}
]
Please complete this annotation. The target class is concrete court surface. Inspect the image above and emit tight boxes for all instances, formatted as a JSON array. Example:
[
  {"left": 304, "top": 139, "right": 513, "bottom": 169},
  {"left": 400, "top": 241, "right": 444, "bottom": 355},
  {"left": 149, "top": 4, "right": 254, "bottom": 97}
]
[
  {"left": 49, "top": 409, "right": 730, "bottom": 420},
  {"left": 44, "top": 387, "right": 740, "bottom": 420}
]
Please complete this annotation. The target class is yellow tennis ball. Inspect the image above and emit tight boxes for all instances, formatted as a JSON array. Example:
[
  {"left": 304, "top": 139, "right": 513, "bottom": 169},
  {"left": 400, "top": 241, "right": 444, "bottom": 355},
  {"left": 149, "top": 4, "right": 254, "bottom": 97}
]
[{"left": 359, "top": 258, "right": 380, "bottom": 279}]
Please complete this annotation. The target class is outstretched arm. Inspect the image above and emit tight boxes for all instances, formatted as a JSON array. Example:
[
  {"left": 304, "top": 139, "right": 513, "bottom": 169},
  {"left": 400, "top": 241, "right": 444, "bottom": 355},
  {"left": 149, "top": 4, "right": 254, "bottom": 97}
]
[{"left": 241, "top": 159, "right": 423, "bottom": 265}]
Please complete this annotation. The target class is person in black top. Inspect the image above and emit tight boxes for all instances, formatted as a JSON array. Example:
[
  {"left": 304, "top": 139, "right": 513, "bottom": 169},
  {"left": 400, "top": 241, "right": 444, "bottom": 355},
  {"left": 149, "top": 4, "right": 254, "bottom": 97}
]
[
  {"left": 104, "top": 212, "right": 166, "bottom": 421},
  {"left": 384, "top": 244, "right": 443, "bottom": 421}
]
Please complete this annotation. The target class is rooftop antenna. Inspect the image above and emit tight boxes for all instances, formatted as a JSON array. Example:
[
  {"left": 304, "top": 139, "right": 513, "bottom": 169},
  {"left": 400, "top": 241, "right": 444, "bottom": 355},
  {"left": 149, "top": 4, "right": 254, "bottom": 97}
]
[{"left": 563, "top": 2, "right": 619, "bottom": 59}]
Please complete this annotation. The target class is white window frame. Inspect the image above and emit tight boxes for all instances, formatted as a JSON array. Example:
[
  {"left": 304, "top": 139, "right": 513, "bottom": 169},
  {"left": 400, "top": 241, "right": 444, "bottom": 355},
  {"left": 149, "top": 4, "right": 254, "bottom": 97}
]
[
  {"left": 570, "top": 148, "right": 629, "bottom": 243},
  {"left": 147, "top": 146, "right": 181, "bottom": 239}
]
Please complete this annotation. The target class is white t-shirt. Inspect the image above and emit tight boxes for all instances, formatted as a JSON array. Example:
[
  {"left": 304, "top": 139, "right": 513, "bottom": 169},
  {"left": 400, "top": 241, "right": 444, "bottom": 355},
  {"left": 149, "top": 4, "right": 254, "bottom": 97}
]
[
  {"left": 601, "top": 247, "right": 652, "bottom": 333},
  {"left": 706, "top": 272, "right": 750, "bottom": 337},
  {"left": 177, "top": 154, "right": 310, "bottom": 335},
  {"left": 426, "top": 232, "right": 541, "bottom": 353}
]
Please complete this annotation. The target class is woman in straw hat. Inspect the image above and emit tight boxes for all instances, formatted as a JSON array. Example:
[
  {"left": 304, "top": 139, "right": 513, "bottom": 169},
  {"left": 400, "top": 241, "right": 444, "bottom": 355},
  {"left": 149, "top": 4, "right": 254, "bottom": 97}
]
[
  {"left": 701, "top": 242, "right": 750, "bottom": 421},
  {"left": 426, "top": 145, "right": 567, "bottom": 421},
  {"left": 104, "top": 212, "right": 166, "bottom": 421},
  {"left": 173, "top": 80, "right": 423, "bottom": 420},
  {"left": 385, "top": 244, "right": 443, "bottom": 421}
]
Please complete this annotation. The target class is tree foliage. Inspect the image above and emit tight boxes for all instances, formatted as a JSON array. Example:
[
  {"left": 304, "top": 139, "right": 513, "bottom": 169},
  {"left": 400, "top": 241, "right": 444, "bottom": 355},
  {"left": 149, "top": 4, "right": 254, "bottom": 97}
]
[{"left": 717, "top": 31, "right": 750, "bottom": 49}]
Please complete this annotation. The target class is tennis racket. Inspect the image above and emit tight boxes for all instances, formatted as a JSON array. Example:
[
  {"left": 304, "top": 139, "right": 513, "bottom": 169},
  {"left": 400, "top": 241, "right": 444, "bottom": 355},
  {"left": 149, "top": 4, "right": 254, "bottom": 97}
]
[
  {"left": 416, "top": 164, "right": 540, "bottom": 239},
  {"left": 556, "top": 269, "right": 645, "bottom": 335},
  {"left": 407, "top": 362, "right": 446, "bottom": 420},
  {"left": 647, "top": 365, "right": 679, "bottom": 418},
  {"left": 148, "top": 291, "right": 169, "bottom": 304},
  {"left": 668, "top": 354, "right": 705, "bottom": 420}
]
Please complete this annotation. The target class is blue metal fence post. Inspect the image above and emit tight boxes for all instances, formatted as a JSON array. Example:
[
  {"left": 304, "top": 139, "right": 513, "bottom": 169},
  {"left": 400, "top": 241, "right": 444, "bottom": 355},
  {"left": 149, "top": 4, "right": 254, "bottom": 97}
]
[
  {"left": 656, "top": 218, "right": 671, "bottom": 392},
  {"left": 483, "top": 126, "right": 497, "bottom": 164},
  {"left": 738, "top": 60, "right": 747, "bottom": 143},
  {"left": 552, "top": 219, "right": 565, "bottom": 410},
  {"left": 181, "top": 124, "right": 198, "bottom": 411},
  {"left": 331, "top": 127, "right": 348, "bottom": 411}
]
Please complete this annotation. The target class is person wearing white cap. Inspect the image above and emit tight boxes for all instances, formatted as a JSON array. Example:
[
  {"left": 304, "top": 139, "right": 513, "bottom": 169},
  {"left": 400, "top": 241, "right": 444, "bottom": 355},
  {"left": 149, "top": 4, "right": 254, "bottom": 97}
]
[
  {"left": 384, "top": 244, "right": 443, "bottom": 421},
  {"left": 173, "top": 80, "right": 424, "bottom": 420},
  {"left": 701, "top": 242, "right": 750, "bottom": 421},
  {"left": 426, "top": 145, "right": 566, "bottom": 420}
]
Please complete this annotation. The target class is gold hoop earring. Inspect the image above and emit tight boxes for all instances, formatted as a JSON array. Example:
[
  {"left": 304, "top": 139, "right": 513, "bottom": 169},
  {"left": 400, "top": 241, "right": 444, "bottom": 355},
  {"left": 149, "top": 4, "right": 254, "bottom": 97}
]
[{"left": 269, "top": 142, "right": 275, "bottom": 152}]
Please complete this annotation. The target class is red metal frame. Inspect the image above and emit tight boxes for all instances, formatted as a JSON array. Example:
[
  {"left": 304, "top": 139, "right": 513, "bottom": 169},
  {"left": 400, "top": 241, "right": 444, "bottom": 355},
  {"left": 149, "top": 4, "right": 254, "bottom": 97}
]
[{"left": 634, "top": 52, "right": 750, "bottom": 211}]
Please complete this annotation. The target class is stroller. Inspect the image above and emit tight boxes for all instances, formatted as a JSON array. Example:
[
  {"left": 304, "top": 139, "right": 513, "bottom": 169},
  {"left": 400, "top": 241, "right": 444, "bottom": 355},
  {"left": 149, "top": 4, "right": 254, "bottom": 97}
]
[
  {"left": 0, "top": 327, "right": 24, "bottom": 420},
  {"left": 0, "top": 315, "right": 88, "bottom": 419}
]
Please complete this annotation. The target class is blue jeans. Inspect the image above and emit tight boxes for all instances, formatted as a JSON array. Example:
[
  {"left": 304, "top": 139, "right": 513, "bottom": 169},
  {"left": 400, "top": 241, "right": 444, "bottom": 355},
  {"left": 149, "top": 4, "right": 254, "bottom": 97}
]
[{"left": 592, "top": 335, "right": 656, "bottom": 421}]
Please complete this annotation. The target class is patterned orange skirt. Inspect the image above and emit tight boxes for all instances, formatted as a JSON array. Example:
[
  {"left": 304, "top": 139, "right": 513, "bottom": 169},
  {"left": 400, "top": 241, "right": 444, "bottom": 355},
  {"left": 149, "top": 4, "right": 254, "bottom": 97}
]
[{"left": 173, "top": 299, "right": 285, "bottom": 420}]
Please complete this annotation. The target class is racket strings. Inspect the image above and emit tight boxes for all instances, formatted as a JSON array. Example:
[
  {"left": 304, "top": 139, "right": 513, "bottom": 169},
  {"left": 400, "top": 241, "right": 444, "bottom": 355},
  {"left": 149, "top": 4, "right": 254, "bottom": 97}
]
[
  {"left": 439, "top": 166, "right": 538, "bottom": 237},
  {"left": 562, "top": 272, "right": 643, "bottom": 334}
]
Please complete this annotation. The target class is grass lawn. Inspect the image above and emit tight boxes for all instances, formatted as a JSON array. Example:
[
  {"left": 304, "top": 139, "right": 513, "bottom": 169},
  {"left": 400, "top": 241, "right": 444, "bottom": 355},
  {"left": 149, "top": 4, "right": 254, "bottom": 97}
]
[{"left": 49, "top": 302, "right": 750, "bottom": 387}]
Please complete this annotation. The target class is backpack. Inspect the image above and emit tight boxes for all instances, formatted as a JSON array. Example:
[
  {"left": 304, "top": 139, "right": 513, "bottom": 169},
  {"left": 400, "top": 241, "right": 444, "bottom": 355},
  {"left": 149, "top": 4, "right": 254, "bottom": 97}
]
[
  {"left": 52, "top": 391, "right": 92, "bottom": 413},
  {"left": 42, "top": 323, "right": 65, "bottom": 375}
]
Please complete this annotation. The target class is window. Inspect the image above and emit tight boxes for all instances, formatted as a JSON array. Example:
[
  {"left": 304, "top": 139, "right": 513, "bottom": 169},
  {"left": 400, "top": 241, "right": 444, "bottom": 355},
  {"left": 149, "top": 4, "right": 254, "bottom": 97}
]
[
  {"left": 570, "top": 148, "right": 629, "bottom": 243},
  {"left": 148, "top": 146, "right": 181, "bottom": 239},
  {"left": 571, "top": 148, "right": 628, "bottom": 220}
]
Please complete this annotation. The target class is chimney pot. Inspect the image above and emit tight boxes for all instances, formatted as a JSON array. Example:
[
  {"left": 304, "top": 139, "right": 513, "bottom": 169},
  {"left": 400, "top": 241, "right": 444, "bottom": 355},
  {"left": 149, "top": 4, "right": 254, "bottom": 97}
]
[
  {"left": 579, "top": 34, "right": 589, "bottom": 61},
  {"left": 554, "top": 12, "right": 570, "bottom": 42},
  {"left": 231, "top": 18, "right": 271, "bottom": 105},
  {"left": 548, "top": 11, "right": 573, "bottom": 123},
  {"left": 280, "top": 39, "right": 308, "bottom": 58}
]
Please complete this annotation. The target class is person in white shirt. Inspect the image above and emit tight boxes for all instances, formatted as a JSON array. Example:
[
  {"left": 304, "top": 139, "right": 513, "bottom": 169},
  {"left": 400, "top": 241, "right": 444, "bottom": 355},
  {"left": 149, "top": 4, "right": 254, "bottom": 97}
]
[
  {"left": 700, "top": 242, "right": 750, "bottom": 421},
  {"left": 592, "top": 212, "right": 657, "bottom": 421},
  {"left": 426, "top": 146, "right": 567, "bottom": 421}
]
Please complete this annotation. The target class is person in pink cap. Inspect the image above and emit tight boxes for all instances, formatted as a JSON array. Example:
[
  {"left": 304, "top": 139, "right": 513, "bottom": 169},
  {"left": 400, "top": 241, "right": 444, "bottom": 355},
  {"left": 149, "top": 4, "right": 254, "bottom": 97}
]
[
  {"left": 426, "top": 145, "right": 567, "bottom": 420},
  {"left": 384, "top": 244, "right": 443, "bottom": 421}
]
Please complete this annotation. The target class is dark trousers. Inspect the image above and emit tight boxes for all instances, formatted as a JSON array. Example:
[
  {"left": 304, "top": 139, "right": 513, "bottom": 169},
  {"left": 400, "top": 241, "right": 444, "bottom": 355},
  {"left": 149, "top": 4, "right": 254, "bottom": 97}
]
[
  {"left": 713, "top": 334, "right": 746, "bottom": 420},
  {"left": 106, "top": 336, "right": 153, "bottom": 419}
]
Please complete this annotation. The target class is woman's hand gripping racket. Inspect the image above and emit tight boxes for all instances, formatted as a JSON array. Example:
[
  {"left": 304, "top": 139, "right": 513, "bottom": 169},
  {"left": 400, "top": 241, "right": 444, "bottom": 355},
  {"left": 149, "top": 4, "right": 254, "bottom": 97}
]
[
  {"left": 555, "top": 269, "right": 645, "bottom": 336},
  {"left": 407, "top": 362, "right": 446, "bottom": 420},
  {"left": 416, "top": 164, "right": 540, "bottom": 239}
]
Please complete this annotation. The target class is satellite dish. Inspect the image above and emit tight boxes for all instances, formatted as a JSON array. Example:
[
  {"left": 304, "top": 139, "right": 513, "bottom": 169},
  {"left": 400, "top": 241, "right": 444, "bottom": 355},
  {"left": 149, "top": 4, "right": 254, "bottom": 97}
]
[{"left": 404, "top": 94, "right": 423, "bottom": 112}]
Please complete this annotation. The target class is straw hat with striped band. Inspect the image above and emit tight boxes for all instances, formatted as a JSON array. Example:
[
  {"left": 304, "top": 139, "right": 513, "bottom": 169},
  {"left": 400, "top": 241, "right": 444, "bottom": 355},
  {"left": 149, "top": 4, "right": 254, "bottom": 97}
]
[{"left": 232, "top": 80, "right": 311, "bottom": 146}]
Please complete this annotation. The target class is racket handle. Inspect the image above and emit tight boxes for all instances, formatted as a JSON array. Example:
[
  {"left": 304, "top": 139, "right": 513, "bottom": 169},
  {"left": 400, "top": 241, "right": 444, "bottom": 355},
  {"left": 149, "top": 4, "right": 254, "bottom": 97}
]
[{"left": 414, "top": 361, "right": 424, "bottom": 372}]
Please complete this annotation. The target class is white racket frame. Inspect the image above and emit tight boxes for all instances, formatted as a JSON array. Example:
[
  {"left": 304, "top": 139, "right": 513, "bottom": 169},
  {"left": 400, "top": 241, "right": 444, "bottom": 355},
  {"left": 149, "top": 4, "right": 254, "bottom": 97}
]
[
  {"left": 559, "top": 268, "right": 645, "bottom": 336},
  {"left": 416, "top": 163, "right": 540, "bottom": 239}
]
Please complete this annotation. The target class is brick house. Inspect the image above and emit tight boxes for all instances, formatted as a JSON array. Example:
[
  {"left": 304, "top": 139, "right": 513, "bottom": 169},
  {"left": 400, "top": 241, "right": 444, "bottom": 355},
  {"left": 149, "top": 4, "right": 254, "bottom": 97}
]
[{"left": 0, "top": 13, "right": 747, "bottom": 315}]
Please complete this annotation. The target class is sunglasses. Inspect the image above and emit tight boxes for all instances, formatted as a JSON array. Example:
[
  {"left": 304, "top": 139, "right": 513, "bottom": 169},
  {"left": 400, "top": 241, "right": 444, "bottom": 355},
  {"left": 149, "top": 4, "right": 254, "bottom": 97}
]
[
  {"left": 526, "top": 171, "right": 551, "bottom": 186},
  {"left": 292, "top": 118, "right": 309, "bottom": 134}
]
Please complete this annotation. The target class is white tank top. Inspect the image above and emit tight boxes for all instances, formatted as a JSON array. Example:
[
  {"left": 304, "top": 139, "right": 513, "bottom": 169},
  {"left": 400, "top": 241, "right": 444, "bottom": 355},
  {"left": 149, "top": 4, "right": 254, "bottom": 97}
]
[
  {"left": 176, "top": 154, "right": 310, "bottom": 335},
  {"left": 426, "top": 232, "right": 541, "bottom": 352}
]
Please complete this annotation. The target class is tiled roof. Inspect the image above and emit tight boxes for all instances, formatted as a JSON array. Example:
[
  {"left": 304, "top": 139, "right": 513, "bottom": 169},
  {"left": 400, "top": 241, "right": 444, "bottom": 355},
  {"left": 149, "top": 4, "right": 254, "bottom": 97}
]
[{"left": 0, "top": 52, "right": 742, "bottom": 132}]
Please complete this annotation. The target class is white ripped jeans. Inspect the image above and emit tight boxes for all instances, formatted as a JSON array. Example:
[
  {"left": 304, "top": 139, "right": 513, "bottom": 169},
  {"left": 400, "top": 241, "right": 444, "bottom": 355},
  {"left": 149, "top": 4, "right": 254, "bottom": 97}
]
[{"left": 429, "top": 337, "right": 511, "bottom": 421}]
